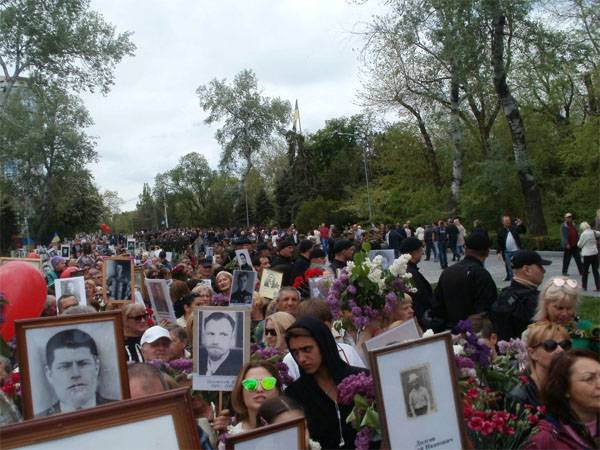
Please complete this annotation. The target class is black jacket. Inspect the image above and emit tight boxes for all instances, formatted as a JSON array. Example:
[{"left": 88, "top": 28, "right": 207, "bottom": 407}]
[
  {"left": 506, "top": 373, "right": 541, "bottom": 408},
  {"left": 197, "top": 347, "right": 243, "bottom": 376},
  {"left": 497, "top": 224, "right": 527, "bottom": 254},
  {"left": 285, "top": 317, "right": 368, "bottom": 450},
  {"left": 291, "top": 255, "right": 311, "bottom": 281},
  {"left": 407, "top": 262, "right": 434, "bottom": 328},
  {"left": 491, "top": 280, "right": 539, "bottom": 341},
  {"left": 388, "top": 228, "right": 405, "bottom": 256},
  {"left": 271, "top": 254, "right": 294, "bottom": 286},
  {"left": 447, "top": 224, "right": 459, "bottom": 245},
  {"left": 432, "top": 256, "right": 497, "bottom": 330}
]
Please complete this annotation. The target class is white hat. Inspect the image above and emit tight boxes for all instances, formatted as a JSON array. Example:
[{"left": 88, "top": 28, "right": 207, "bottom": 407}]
[{"left": 140, "top": 326, "right": 171, "bottom": 346}]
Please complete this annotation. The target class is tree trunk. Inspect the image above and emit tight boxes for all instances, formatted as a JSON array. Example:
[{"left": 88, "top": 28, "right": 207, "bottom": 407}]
[
  {"left": 583, "top": 72, "right": 598, "bottom": 116},
  {"left": 398, "top": 99, "right": 443, "bottom": 192},
  {"left": 448, "top": 73, "right": 463, "bottom": 215},
  {"left": 490, "top": 4, "right": 547, "bottom": 235}
]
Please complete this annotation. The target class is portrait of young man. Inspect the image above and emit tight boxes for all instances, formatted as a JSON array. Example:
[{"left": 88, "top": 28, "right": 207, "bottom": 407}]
[
  {"left": 107, "top": 260, "right": 131, "bottom": 300},
  {"left": 197, "top": 311, "right": 243, "bottom": 376},
  {"left": 36, "top": 328, "right": 117, "bottom": 417},
  {"left": 230, "top": 270, "right": 256, "bottom": 305},
  {"left": 235, "top": 249, "right": 254, "bottom": 272}
]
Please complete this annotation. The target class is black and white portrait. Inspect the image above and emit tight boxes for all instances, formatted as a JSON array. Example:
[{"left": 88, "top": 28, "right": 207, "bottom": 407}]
[
  {"left": 127, "top": 240, "right": 136, "bottom": 254},
  {"left": 23, "top": 321, "right": 123, "bottom": 418},
  {"left": 61, "top": 245, "right": 70, "bottom": 259},
  {"left": 205, "top": 247, "right": 214, "bottom": 258},
  {"left": 104, "top": 258, "right": 132, "bottom": 301},
  {"left": 368, "top": 249, "right": 396, "bottom": 270},
  {"left": 258, "top": 269, "right": 283, "bottom": 300},
  {"left": 235, "top": 249, "right": 254, "bottom": 272},
  {"left": 55, "top": 276, "right": 86, "bottom": 306},
  {"left": 230, "top": 270, "right": 257, "bottom": 305},
  {"left": 401, "top": 364, "right": 436, "bottom": 418},
  {"left": 145, "top": 279, "right": 175, "bottom": 322},
  {"left": 193, "top": 307, "right": 250, "bottom": 391}
]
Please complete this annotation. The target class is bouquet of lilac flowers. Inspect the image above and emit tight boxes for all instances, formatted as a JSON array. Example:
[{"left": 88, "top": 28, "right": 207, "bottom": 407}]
[
  {"left": 250, "top": 344, "right": 294, "bottom": 386},
  {"left": 211, "top": 293, "right": 230, "bottom": 306},
  {"left": 145, "top": 358, "right": 193, "bottom": 383},
  {"left": 337, "top": 372, "right": 380, "bottom": 450},
  {"left": 327, "top": 243, "right": 416, "bottom": 330}
]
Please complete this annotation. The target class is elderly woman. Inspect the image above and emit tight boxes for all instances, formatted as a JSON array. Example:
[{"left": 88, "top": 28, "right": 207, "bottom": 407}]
[
  {"left": 525, "top": 349, "right": 599, "bottom": 449},
  {"left": 122, "top": 303, "right": 149, "bottom": 362},
  {"left": 215, "top": 271, "right": 233, "bottom": 297},
  {"left": 508, "top": 321, "right": 571, "bottom": 407},
  {"left": 523, "top": 276, "right": 579, "bottom": 342},
  {"left": 263, "top": 312, "right": 296, "bottom": 352},
  {"left": 191, "top": 284, "right": 213, "bottom": 304},
  {"left": 578, "top": 221, "right": 600, "bottom": 291}
]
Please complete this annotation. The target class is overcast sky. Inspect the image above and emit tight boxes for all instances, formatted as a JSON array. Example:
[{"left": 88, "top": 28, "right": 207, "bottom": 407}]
[{"left": 82, "top": 0, "right": 386, "bottom": 211}]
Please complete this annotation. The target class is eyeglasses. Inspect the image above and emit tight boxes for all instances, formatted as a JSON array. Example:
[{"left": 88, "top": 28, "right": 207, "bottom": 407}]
[
  {"left": 264, "top": 328, "right": 277, "bottom": 337},
  {"left": 552, "top": 278, "right": 578, "bottom": 288},
  {"left": 535, "top": 339, "right": 572, "bottom": 352},
  {"left": 128, "top": 314, "right": 148, "bottom": 322},
  {"left": 241, "top": 376, "right": 277, "bottom": 392}
]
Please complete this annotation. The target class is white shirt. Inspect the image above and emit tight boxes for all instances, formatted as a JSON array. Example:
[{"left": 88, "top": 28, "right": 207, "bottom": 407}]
[
  {"left": 505, "top": 231, "right": 519, "bottom": 252},
  {"left": 578, "top": 229, "right": 600, "bottom": 256},
  {"left": 206, "top": 350, "right": 230, "bottom": 376},
  {"left": 283, "top": 343, "right": 366, "bottom": 381}
]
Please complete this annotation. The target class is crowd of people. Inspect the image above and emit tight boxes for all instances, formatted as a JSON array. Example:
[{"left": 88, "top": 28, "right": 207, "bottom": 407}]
[{"left": 1, "top": 211, "right": 599, "bottom": 449}]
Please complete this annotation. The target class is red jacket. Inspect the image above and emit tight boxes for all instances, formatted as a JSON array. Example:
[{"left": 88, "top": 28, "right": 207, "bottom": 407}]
[{"left": 525, "top": 418, "right": 595, "bottom": 450}]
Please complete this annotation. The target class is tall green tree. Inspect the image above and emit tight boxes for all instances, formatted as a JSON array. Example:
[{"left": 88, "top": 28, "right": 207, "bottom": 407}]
[
  {"left": 0, "top": 0, "right": 135, "bottom": 108},
  {"left": 196, "top": 69, "right": 291, "bottom": 227}
]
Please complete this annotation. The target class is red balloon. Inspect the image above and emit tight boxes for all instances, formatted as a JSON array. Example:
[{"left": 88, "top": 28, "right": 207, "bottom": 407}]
[{"left": 0, "top": 261, "right": 47, "bottom": 342}]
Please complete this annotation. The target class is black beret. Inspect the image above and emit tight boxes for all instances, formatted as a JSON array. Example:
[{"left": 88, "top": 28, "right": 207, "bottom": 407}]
[{"left": 465, "top": 233, "right": 491, "bottom": 251}]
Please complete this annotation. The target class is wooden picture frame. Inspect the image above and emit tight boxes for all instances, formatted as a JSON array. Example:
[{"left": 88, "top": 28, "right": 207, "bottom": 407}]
[
  {"left": 368, "top": 331, "right": 468, "bottom": 450},
  {"left": 0, "top": 257, "right": 42, "bottom": 271},
  {"left": 0, "top": 388, "right": 200, "bottom": 449},
  {"left": 193, "top": 306, "right": 251, "bottom": 391},
  {"left": 362, "top": 318, "right": 422, "bottom": 355},
  {"left": 225, "top": 417, "right": 307, "bottom": 450},
  {"left": 15, "top": 311, "right": 130, "bottom": 420},
  {"left": 102, "top": 256, "right": 134, "bottom": 302}
]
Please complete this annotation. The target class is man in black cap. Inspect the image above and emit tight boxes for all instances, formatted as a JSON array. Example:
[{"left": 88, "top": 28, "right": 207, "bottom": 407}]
[
  {"left": 291, "top": 239, "right": 314, "bottom": 281},
  {"left": 400, "top": 237, "right": 434, "bottom": 329},
  {"left": 432, "top": 234, "right": 497, "bottom": 330},
  {"left": 491, "top": 250, "right": 551, "bottom": 340},
  {"left": 271, "top": 239, "right": 296, "bottom": 286},
  {"left": 330, "top": 239, "right": 354, "bottom": 276}
]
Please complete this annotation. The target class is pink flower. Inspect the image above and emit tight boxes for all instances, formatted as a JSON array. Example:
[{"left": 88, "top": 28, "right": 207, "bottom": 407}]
[
  {"left": 480, "top": 421, "right": 495, "bottom": 436},
  {"left": 468, "top": 417, "right": 484, "bottom": 431},
  {"left": 527, "top": 414, "right": 539, "bottom": 425},
  {"left": 466, "top": 388, "right": 479, "bottom": 399}
]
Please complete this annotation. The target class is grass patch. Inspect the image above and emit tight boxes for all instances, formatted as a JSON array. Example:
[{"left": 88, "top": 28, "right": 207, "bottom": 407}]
[{"left": 578, "top": 295, "right": 599, "bottom": 323}]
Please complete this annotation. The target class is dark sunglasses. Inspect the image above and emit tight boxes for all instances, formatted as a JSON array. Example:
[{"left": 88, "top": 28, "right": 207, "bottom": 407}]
[
  {"left": 264, "top": 328, "right": 277, "bottom": 337},
  {"left": 128, "top": 314, "right": 148, "bottom": 322},
  {"left": 536, "top": 339, "right": 572, "bottom": 352}
]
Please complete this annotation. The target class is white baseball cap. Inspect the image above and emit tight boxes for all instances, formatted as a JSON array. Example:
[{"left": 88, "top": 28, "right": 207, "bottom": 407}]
[{"left": 140, "top": 326, "right": 172, "bottom": 346}]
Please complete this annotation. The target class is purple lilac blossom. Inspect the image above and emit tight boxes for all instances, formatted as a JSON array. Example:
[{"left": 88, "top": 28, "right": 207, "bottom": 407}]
[
  {"left": 355, "top": 427, "right": 374, "bottom": 450},
  {"left": 337, "top": 372, "right": 376, "bottom": 405}
]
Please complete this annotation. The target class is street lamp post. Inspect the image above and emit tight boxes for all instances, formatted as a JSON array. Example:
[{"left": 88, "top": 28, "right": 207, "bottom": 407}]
[{"left": 334, "top": 131, "right": 373, "bottom": 225}]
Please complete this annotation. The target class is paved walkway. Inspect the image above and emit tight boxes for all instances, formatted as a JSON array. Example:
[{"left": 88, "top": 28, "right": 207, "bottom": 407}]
[{"left": 418, "top": 250, "right": 600, "bottom": 298}]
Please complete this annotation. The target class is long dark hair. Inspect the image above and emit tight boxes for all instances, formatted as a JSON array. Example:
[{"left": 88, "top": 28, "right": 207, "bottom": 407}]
[
  {"left": 256, "top": 395, "right": 304, "bottom": 426},
  {"left": 543, "top": 349, "right": 599, "bottom": 447}
]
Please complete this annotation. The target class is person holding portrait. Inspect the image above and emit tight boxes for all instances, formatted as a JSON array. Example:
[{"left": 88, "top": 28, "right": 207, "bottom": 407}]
[
  {"left": 122, "top": 303, "right": 148, "bottom": 362},
  {"left": 37, "top": 329, "right": 117, "bottom": 417}
]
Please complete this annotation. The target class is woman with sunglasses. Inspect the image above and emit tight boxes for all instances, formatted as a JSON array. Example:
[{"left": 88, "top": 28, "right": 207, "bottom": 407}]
[
  {"left": 212, "top": 361, "right": 282, "bottom": 442},
  {"left": 525, "top": 349, "right": 599, "bottom": 449},
  {"left": 263, "top": 312, "right": 296, "bottom": 352},
  {"left": 122, "top": 303, "right": 149, "bottom": 362},
  {"left": 508, "top": 322, "right": 571, "bottom": 408}
]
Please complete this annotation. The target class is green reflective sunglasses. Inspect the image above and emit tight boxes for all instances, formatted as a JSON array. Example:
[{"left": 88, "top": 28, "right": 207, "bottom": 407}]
[{"left": 241, "top": 376, "right": 277, "bottom": 392}]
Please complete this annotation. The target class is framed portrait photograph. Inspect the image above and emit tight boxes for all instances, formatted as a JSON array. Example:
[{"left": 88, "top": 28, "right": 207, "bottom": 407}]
[
  {"left": 144, "top": 279, "right": 175, "bottom": 322},
  {"left": 0, "top": 257, "right": 42, "bottom": 271},
  {"left": 368, "top": 332, "right": 467, "bottom": 450},
  {"left": 15, "top": 311, "right": 130, "bottom": 420},
  {"left": 258, "top": 269, "right": 283, "bottom": 300},
  {"left": 103, "top": 257, "right": 134, "bottom": 302},
  {"left": 193, "top": 306, "right": 251, "bottom": 391},
  {"left": 368, "top": 249, "right": 396, "bottom": 270},
  {"left": 0, "top": 387, "right": 200, "bottom": 450},
  {"left": 205, "top": 246, "right": 214, "bottom": 257},
  {"left": 308, "top": 274, "right": 334, "bottom": 300},
  {"left": 54, "top": 276, "right": 87, "bottom": 307},
  {"left": 230, "top": 270, "right": 257, "bottom": 306},
  {"left": 134, "top": 269, "right": 145, "bottom": 294},
  {"left": 126, "top": 239, "right": 136, "bottom": 254},
  {"left": 225, "top": 417, "right": 307, "bottom": 450},
  {"left": 235, "top": 249, "right": 254, "bottom": 272},
  {"left": 362, "top": 318, "right": 422, "bottom": 354},
  {"left": 60, "top": 245, "right": 71, "bottom": 259}
]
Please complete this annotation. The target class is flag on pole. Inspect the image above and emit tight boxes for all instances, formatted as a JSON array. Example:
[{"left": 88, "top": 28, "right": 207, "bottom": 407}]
[{"left": 292, "top": 99, "right": 301, "bottom": 134}]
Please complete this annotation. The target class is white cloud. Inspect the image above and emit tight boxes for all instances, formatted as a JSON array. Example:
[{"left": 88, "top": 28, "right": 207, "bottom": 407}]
[{"left": 82, "top": 0, "right": 385, "bottom": 210}]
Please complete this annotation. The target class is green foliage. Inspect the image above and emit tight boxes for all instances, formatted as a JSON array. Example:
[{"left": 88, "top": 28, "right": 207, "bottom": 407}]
[
  {"left": 0, "top": 188, "right": 19, "bottom": 253},
  {"left": 254, "top": 186, "right": 274, "bottom": 226},
  {"left": 294, "top": 198, "right": 358, "bottom": 232}
]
